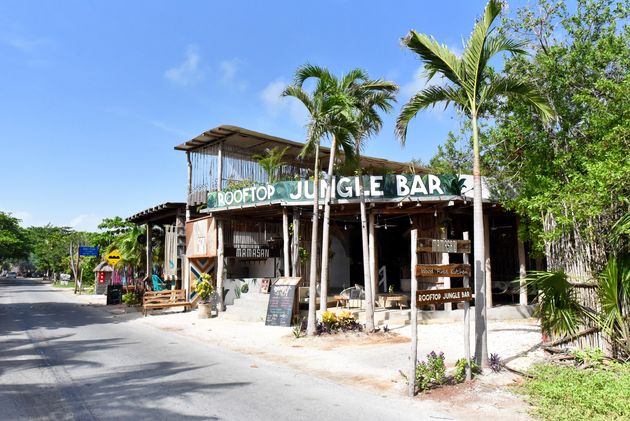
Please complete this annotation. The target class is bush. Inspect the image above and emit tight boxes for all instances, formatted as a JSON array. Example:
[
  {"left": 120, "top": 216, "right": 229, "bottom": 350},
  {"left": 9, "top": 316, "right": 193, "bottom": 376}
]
[
  {"left": 195, "top": 273, "right": 214, "bottom": 303},
  {"left": 519, "top": 363, "right": 630, "bottom": 421},
  {"left": 415, "top": 351, "right": 446, "bottom": 392},
  {"left": 453, "top": 358, "right": 481, "bottom": 382},
  {"left": 302, "top": 311, "right": 363, "bottom": 335},
  {"left": 122, "top": 291, "right": 140, "bottom": 306}
]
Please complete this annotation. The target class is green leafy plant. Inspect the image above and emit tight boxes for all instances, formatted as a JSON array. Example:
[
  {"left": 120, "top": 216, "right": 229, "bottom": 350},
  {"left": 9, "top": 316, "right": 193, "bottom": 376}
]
[
  {"left": 571, "top": 348, "right": 605, "bottom": 367},
  {"left": 292, "top": 316, "right": 304, "bottom": 338},
  {"left": 122, "top": 291, "right": 140, "bottom": 306},
  {"left": 453, "top": 358, "right": 481, "bottom": 382},
  {"left": 415, "top": 351, "right": 446, "bottom": 392},
  {"left": 518, "top": 363, "right": 630, "bottom": 421},
  {"left": 240, "top": 282, "right": 249, "bottom": 294},
  {"left": 195, "top": 273, "right": 214, "bottom": 303},
  {"left": 388, "top": 284, "right": 394, "bottom": 294}
]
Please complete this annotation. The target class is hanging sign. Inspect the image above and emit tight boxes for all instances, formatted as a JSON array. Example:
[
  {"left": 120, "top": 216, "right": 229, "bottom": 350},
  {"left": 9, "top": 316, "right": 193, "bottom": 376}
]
[
  {"left": 417, "top": 238, "right": 471, "bottom": 253},
  {"left": 224, "top": 245, "right": 280, "bottom": 259},
  {"left": 415, "top": 264, "right": 471, "bottom": 277},
  {"left": 106, "top": 250, "right": 122, "bottom": 266},
  {"left": 206, "top": 173, "right": 470, "bottom": 210},
  {"left": 79, "top": 246, "right": 99, "bottom": 257},
  {"left": 416, "top": 287, "right": 473, "bottom": 305}
]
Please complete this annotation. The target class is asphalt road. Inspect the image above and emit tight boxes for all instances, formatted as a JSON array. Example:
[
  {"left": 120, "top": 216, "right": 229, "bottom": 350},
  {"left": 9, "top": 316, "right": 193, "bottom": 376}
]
[{"left": 0, "top": 277, "right": 448, "bottom": 421}]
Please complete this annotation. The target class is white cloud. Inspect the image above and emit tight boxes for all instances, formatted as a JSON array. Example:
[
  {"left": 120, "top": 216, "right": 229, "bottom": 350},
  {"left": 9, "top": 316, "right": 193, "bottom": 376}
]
[
  {"left": 260, "top": 79, "right": 308, "bottom": 126},
  {"left": 219, "top": 58, "right": 247, "bottom": 90},
  {"left": 68, "top": 214, "right": 102, "bottom": 232},
  {"left": 149, "top": 120, "right": 192, "bottom": 138},
  {"left": 164, "top": 45, "right": 203, "bottom": 86},
  {"left": 3, "top": 36, "right": 55, "bottom": 53}
]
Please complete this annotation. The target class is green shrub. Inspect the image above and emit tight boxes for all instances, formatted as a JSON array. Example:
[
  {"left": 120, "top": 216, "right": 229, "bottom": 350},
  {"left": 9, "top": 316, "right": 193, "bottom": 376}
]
[
  {"left": 453, "top": 358, "right": 481, "bottom": 382},
  {"left": 415, "top": 351, "right": 446, "bottom": 392},
  {"left": 518, "top": 363, "right": 630, "bottom": 421},
  {"left": 122, "top": 291, "right": 140, "bottom": 306}
]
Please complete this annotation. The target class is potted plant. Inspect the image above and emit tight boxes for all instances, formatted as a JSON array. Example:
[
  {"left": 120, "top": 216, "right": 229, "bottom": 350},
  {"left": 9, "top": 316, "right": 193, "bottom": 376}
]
[{"left": 195, "top": 273, "right": 215, "bottom": 319}]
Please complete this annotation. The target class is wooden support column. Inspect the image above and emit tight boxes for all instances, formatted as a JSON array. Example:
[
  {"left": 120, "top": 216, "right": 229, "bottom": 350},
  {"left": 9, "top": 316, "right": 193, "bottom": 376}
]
[
  {"left": 145, "top": 223, "right": 153, "bottom": 281},
  {"left": 484, "top": 214, "right": 493, "bottom": 308},
  {"left": 282, "top": 207, "right": 290, "bottom": 278},
  {"left": 517, "top": 219, "right": 528, "bottom": 305},
  {"left": 217, "top": 142, "right": 223, "bottom": 191},
  {"left": 217, "top": 219, "right": 225, "bottom": 312},
  {"left": 175, "top": 210, "right": 186, "bottom": 290},
  {"left": 368, "top": 212, "right": 377, "bottom": 301},
  {"left": 291, "top": 209, "right": 300, "bottom": 277},
  {"left": 186, "top": 151, "right": 192, "bottom": 221},
  {"left": 440, "top": 226, "right": 452, "bottom": 312},
  {"left": 463, "top": 231, "right": 472, "bottom": 381},
  {"left": 408, "top": 229, "right": 418, "bottom": 397}
]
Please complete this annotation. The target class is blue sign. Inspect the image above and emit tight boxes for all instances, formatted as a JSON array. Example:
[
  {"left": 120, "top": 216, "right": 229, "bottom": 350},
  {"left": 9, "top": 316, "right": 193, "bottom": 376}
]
[{"left": 79, "top": 246, "right": 99, "bottom": 257}]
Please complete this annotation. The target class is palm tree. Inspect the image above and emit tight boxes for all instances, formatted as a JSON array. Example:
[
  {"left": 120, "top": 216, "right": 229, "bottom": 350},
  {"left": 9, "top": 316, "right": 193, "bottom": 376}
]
[
  {"left": 346, "top": 85, "right": 399, "bottom": 331},
  {"left": 317, "top": 70, "right": 399, "bottom": 314},
  {"left": 282, "top": 64, "right": 355, "bottom": 335},
  {"left": 395, "top": 0, "right": 554, "bottom": 366},
  {"left": 254, "top": 146, "right": 289, "bottom": 184}
]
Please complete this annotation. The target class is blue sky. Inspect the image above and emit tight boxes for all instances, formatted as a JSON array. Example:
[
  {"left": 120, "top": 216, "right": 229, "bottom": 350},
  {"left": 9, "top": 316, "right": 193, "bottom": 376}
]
[{"left": 0, "top": 0, "right": 529, "bottom": 232}]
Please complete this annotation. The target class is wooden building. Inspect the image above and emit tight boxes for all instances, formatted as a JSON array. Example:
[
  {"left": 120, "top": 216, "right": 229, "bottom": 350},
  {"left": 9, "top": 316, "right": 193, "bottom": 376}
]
[{"left": 174, "top": 125, "right": 530, "bottom": 314}]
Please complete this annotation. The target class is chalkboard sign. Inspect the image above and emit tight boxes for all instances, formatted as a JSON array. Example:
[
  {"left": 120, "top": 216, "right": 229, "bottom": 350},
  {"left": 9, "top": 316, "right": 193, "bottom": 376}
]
[{"left": 265, "top": 277, "right": 301, "bottom": 326}]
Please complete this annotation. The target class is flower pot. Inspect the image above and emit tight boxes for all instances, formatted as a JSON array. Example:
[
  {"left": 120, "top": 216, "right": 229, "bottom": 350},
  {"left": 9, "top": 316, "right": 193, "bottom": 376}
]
[{"left": 197, "top": 302, "right": 213, "bottom": 319}]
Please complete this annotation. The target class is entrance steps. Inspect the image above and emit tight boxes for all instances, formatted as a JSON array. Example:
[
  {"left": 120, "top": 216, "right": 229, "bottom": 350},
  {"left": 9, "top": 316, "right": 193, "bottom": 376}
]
[{"left": 220, "top": 292, "right": 269, "bottom": 323}]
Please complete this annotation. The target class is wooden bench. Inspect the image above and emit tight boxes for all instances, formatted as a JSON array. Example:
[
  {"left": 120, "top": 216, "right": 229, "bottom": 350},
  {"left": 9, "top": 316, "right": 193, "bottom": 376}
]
[{"left": 143, "top": 290, "right": 192, "bottom": 316}]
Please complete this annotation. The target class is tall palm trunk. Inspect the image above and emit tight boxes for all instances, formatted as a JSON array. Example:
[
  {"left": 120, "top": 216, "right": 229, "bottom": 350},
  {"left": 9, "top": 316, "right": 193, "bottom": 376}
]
[
  {"left": 472, "top": 113, "right": 489, "bottom": 367},
  {"left": 307, "top": 142, "right": 321, "bottom": 336},
  {"left": 358, "top": 175, "right": 376, "bottom": 331},
  {"left": 320, "top": 135, "right": 336, "bottom": 312}
]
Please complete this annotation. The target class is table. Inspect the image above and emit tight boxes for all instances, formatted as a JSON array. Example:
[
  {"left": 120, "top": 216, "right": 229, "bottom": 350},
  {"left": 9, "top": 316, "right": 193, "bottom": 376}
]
[{"left": 376, "top": 293, "right": 409, "bottom": 309}]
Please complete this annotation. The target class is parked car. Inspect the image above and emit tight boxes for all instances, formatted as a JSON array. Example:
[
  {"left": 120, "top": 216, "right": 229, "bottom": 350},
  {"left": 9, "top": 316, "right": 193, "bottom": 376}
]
[{"left": 6, "top": 272, "right": 17, "bottom": 278}]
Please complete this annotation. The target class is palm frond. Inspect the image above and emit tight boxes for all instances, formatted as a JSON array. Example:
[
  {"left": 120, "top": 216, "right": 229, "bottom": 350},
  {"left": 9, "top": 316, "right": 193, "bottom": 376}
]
[
  {"left": 293, "top": 63, "right": 335, "bottom": 88},
  {"left": 478, "top": 74, "right": 555, "bottom": 122},
  {"left": 402, "top": 31, "right": 464, "bottom": 85},
  {"left": 462, "top": 0, "right": 503, "bottom": 102},
  {"left": 396, "top": 85, "right": 467, "bottom": 144},
  {"left": 281, "top": 85, "right": 315, "bottom": 114}
]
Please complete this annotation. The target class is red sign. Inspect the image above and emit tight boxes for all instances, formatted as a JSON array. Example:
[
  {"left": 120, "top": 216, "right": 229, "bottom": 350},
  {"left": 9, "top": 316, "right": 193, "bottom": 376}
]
[{"left": 98, "top": 272, "right": 106, "bottom": 283}]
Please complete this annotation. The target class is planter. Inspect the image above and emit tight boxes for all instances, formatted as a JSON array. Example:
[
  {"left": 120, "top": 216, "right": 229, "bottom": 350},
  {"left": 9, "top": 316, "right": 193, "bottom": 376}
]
[{"left": 197, "top": 302, "right": 213, "bottom": 319}]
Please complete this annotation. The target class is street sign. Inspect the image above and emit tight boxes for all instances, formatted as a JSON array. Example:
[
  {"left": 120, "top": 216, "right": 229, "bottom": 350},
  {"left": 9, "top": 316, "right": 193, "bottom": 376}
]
[
  {"left": 79, "top": 246, "right": 99, "bottom": 257},
  {"left": 417, "top": 238, "right": 471, "bottom": 253},
  {"left": 416, "top": 287, "right": 473, "bottom": 305},
  {"left": 106, "top": 250, "right": 122, "bottom": 266},
  {"left": 415, "top": 264, "right": 471, "bottom": 277}
]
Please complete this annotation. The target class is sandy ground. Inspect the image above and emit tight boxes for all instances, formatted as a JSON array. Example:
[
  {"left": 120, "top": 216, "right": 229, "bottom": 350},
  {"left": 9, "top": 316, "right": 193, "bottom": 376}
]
[{"left": 67, "top": 289, "right": 544, "bottom": 420}]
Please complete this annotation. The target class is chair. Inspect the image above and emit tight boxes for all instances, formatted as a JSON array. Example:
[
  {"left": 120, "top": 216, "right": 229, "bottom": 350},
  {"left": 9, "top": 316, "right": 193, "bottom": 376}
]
[
  {"left": 152, "top": 274, "right": 167, "bottom": 292},
  {"left": 339, "top": 285, "right": 365, "bottom": 309}
]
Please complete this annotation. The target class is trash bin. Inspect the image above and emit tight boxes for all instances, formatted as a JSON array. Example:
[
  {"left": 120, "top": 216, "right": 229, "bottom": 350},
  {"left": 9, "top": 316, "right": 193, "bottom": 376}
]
[{"left": 106, "top": 285, "right": 123, "bottom": 305}]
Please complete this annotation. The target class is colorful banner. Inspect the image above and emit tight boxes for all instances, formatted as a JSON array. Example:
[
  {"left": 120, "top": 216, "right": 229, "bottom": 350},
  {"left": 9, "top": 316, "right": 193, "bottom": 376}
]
[{"left": 207, "top": 174, "right": 471, "bottom": 211}]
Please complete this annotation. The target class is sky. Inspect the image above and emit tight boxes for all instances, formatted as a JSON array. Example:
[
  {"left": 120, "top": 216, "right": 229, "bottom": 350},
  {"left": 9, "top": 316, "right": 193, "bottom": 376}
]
[{"left": 0, "top": 0, "right": 531, "bottom": 232}]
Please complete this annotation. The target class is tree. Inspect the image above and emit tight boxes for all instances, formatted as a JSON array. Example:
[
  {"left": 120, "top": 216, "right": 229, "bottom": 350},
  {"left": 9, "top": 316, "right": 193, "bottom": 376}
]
[
  {"left": 346, "top": 81, "right": 399, "bottom": 331},
  {"left": 0, "top": 212, "right": 30, "bottom": 263},
  {"left": 27, "top": 225, "right": 74, "bottom": 278},
  {"left": 395, "top": 0, "right": 554, "bottom": 366},
  {"left": 254, "top": 146, "right": 289, "bottom": 183},
  {"left": 282, "top": 64, "right": 357, "bottom": 335},
  {"left": 486, "top": 0, "right": 630, "bottom": 278}
]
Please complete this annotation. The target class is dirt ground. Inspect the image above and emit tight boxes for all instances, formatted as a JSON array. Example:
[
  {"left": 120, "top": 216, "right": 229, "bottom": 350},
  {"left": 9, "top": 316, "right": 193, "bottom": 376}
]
[{"left": 67, "top": 290, "right": 543, "bottom": 420}]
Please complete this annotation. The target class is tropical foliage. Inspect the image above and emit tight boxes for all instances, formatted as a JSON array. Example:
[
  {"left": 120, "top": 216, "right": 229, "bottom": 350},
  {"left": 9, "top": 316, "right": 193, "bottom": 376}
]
[
  {"left": 0, "top": 212, "right": 30, "bottom": 264},
  {"left": 484, "top": 0, "right": 630, "bottom": 278},
  {"left": 396, "top": 0, "right": 554, "bottom": 366}
]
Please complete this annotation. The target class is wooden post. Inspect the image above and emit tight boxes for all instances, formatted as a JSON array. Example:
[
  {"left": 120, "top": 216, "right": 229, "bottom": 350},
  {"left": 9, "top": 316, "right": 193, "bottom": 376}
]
[
  {"left": 409, "top": 229, "right": 418, "bottom": 397},
  {"left": 146, "top": 223, "right": 153, "bottom": 281},
  {"left": 282, "top": 207, "right": 290, "bottom": 278},
  {"left": 484, "top": 214, "right": 493, "bottom": 308},
  {"left": 217, "top": 219, "right": 225, "bottom": 311},
  {"left": 186, "top": 151, "right": 192, "bottom": 221},
  {"left": 517, "top": 219, "right": 528, "bottom": 305},
  {"left": 291, "top": 209, "right": 300, "bottom": 277},
  {"left": 440, "top": 227, "right": 452, "bottom": 312},
  {"left": 217, "top": 141, "right": 223, "bottom": 192},
  {"left": 463, "top": 231, "right": 472, "bottom": 381},
  {"left": 368, "top": 212, "right": 377, "bottom": 301}
]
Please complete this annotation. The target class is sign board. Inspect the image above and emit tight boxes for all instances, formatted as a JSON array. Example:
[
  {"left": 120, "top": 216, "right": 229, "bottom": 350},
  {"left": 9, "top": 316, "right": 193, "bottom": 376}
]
[
  {"left": 106, "top": 250, "right": 122, "bottom": 267},
  {"left": 79, "top": 246, "right": 99, "bottom": 257},
  {"left": 260, "top": 278, "right": 271, "bottom": 294},
  {"left": 224, "top": 246, "right": 280, "bottom": 259},
  {"left": 206, "top": 174, "right": 472, "bottom": 211},
  {"left": 416, "top": 264, "right": 471, "bottom": 277},
  {"left": 417, "top": 238, "right": 471, "bottom": 254},
  {"left": 265, "top": 277, "right": 301, "bottom": 327},
  {"left": 416, "top": 287, "right": 473, "bottom": 305}
]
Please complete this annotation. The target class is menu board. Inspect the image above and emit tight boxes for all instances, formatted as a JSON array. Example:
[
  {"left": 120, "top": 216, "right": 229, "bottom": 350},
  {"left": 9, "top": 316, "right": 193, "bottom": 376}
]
[{"left": 265, "top": 277, "right": 301, "bottom": 326}]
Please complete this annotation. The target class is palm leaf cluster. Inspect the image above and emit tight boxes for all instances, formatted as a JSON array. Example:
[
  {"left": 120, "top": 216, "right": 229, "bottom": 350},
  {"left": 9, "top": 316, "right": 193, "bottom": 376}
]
[{"left": 396, "top": 0, "right": 554, "bottom": 143}]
